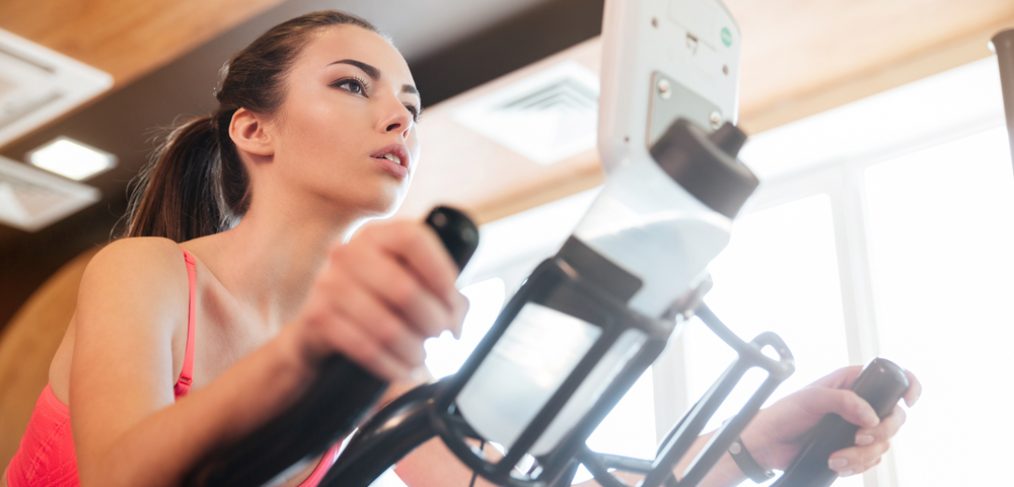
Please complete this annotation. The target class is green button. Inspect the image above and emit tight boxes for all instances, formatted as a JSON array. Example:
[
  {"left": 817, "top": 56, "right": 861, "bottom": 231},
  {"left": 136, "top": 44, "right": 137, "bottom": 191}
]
[{"left": 721, "top": 27, "right": 733, "bottom": 47}]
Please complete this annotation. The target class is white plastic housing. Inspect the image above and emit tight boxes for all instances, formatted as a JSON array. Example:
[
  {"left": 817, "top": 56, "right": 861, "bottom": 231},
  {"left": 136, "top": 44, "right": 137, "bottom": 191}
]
[
  {"left": 598, "top": 0, "right": 740, "bottom": 171},
  {"left": 573, "top": 158, "right": 732, "bottom": 317}
]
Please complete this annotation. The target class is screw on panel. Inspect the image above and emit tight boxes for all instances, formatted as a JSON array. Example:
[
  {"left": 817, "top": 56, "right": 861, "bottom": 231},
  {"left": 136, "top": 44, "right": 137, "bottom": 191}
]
[
  {"left": 657, "top": 78, "right": 672, "bottom": 99},
  {"left": 709, "top": 111, "right": 723, "bottom": 130}
]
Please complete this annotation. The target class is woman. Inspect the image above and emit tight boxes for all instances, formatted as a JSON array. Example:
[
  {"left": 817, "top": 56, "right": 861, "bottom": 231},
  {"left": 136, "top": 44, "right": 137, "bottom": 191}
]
[{"left": 4, "top": 10, "right": 919, "bottom": 487}]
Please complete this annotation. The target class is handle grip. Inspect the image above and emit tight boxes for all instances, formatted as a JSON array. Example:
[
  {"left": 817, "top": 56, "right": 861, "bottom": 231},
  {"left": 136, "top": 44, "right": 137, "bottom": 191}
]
[
  {"left": 184, "top": 206, "right": 478, "bottom": 486},
  {"left": 772, "top": 358, "right": 909, "bottom": 487}
]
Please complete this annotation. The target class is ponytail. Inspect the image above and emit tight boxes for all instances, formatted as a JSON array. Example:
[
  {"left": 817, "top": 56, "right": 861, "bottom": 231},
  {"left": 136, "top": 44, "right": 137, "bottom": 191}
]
[{"left": 119, "top": 109, "right": 249, "bottom": 241}]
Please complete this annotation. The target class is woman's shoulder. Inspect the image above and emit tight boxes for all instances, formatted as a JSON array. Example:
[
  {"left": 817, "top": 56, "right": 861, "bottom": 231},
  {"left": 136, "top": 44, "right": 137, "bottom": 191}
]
[
  {"left": 78, "top": 236, "right": 192, "bottom": 315},
  {"left": 87, "top": 236, "right": 187, "bottom": 271}
]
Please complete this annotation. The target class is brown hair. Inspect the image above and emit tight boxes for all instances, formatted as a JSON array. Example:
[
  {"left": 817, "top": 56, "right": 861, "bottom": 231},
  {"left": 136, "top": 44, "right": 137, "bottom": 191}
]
[{"left": 119, "top": 10, "right": 378, "bottom": 241}]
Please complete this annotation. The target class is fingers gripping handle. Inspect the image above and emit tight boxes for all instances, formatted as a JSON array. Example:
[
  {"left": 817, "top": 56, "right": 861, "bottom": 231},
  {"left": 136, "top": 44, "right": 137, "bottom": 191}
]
[
  {"left": 426, "top": 206, "right": 479, "bottom": 272},
  {"left": 771, "top": 358, "right": 909, "bottom": 487},
  {"left": 184, "top": 206, "right": 478, "bottom": 487}
]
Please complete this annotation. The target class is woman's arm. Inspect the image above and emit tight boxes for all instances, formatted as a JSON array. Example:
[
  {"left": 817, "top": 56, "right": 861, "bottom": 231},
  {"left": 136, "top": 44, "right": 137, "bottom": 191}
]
[
  {"left": 71, "top": 221, "right": 467, "bottom": 487},
  {"left": 70, "top": 238, "right": 316, "bottom": 486}
]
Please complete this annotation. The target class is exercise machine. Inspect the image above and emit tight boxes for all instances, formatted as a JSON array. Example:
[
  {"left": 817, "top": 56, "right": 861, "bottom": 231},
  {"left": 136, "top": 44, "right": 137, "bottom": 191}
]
[{"left": 185, "top": 2, "right": 910, "bottom": 486}]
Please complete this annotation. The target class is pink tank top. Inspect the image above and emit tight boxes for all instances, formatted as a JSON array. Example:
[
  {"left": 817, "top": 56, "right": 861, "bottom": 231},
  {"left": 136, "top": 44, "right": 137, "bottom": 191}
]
[{"left": 6, "top": 249, "right": 341, "bottom": 486}]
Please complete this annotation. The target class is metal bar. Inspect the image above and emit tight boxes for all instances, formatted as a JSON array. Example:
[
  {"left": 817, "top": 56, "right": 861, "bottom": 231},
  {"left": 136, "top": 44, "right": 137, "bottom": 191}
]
[
  {"left": 539, "top": 334, "right": 668, "bottom": 480},
  {"left": 320, "top": 384, "right": 440, "bottom": 486},
  {"left": 498, "top": 327, "right": 619, "bottom": 474},
  {"left": 678, "top": 371, "right": 783, "bottom": 485},
  {"left": 991, "top": 29, "right": 1014, "bottom": 173},
  {"left": 581, "top": 451, "right": 632, "bottom": 487},
  {"left": 639, "top": 309, "right": 793, "bottom": 487},
  {"left": 642, "top": 360, "right": 749, "bottom": 486}
]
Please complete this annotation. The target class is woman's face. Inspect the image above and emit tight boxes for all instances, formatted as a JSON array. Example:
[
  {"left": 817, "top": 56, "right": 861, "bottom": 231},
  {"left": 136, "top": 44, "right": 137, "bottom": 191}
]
[{"left": 266, "top": 25, "right": 422, "bottom": 218}]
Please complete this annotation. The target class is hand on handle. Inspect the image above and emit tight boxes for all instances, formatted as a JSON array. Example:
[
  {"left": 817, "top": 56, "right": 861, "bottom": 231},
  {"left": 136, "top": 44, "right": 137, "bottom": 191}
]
[
  {"left": 738, "top": 359, "right": 920, "bottom": 487},
  {"left": 185, "top": 207, "right": 477, "bottom": 486},
  {"left": 291, "top": 208, "right": 472, "bottom": 380}
]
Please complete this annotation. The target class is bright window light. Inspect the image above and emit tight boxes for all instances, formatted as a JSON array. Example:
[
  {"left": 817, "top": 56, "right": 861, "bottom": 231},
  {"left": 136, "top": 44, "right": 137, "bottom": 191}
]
[
  {"left": 863, "top": 126, "right": 1014, "bottom": 487},
  {"left": 424, "top": 277, "right": 507, "bottom": 379},
  {"left": 686, "top": 194, "right": 850, "bottom": 409},
  {"left": 27, "top": 136, "right": 116, "bottom": 180}
]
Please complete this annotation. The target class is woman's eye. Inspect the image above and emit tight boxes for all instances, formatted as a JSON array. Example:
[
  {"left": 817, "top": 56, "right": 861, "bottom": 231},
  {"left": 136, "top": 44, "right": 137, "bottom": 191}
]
[
  {"left": 406, "top": 105, "right": 421, "bottom": 122},
  {"left": 332, "top": 77, "right": 369, "bottom": 96}
]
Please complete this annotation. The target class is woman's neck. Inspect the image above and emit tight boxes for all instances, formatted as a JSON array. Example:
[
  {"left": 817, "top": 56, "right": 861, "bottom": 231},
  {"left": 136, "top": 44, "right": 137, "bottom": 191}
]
[{"left": 188, "top": 201, "right": 363, "bottom": 331}]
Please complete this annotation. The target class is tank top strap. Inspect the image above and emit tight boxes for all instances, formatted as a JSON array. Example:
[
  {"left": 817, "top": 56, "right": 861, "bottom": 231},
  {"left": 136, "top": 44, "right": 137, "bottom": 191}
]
[
  {"left": 174, "top": 248, "right": 198, "bottom": 397},
  {"left": 298, "top": 441, "right": 343, "bottom": 487}
]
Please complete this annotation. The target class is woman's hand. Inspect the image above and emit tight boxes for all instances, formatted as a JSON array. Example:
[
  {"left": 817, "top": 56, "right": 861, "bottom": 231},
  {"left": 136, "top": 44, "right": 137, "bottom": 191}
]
[
  {"left": 741, "top": 366, "right": 921, "bottom": 477},
  {"left": 288, "top": 219, "right": 469, "bottom": 381}
]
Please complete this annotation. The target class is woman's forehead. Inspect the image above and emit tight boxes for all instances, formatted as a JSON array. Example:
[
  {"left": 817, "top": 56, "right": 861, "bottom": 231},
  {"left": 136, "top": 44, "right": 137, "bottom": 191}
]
[{"left": 300, "top": 26, "right": 414, "bottom": 84}]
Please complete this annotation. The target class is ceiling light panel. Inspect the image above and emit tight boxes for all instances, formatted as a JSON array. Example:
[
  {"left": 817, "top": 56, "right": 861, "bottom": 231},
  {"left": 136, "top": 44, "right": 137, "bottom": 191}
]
[{"left": 27, "top": 136, "right": 117, "bottom": 181}]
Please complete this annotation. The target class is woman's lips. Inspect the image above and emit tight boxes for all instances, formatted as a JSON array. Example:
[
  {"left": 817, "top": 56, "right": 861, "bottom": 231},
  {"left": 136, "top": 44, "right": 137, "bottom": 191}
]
[
  {"left": 370, "top": 144, "right": 410, "bottom": 169},
  {"left": 371, "top": 154, "right": 409, "bottom": 179}
]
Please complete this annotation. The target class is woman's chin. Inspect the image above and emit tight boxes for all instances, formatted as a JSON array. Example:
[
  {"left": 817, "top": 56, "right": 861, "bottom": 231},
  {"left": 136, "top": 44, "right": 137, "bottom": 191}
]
[
  {"left": 314, "top": 180, "right": 406, "bottom": 221},
  {"left": 359, "top": 191, "right": 404, "bottom": 219}
]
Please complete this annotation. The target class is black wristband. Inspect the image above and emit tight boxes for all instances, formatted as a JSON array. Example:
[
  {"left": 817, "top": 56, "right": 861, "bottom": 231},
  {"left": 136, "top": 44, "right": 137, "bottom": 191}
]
[{"left": 729, "top": 437, "right": 775, "bottom": 483}]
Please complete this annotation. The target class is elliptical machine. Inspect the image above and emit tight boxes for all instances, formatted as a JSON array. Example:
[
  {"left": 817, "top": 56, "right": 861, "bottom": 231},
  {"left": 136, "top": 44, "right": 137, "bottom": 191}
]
[{"left": 185, "top": 1, "right": 911, "bottom": 486}]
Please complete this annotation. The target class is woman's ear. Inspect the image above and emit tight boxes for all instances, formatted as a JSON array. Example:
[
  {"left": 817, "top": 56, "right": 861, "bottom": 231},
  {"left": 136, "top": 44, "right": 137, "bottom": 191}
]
[{"left": 229, "top": 107, "right": 275, "bottom": 158}]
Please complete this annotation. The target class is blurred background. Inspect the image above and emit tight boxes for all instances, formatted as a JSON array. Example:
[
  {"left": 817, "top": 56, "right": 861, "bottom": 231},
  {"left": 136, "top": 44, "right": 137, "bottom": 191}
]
[{"left": 1, "top": 1, "right": 1013, "bottom": 485}]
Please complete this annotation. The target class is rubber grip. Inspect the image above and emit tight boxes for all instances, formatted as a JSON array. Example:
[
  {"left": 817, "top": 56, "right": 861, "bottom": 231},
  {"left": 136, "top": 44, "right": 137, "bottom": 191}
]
[{"left": 772, "top": 358, "right": 909, "bottom": 487}]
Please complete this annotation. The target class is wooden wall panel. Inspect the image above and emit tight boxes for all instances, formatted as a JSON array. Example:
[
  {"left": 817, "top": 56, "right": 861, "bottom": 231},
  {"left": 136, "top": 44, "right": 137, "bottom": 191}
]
[
  {"left": 4, "top": 0, "right": 1010, "bottom": 128},
  {"left": 0, "top": 0, "right": 288, "bottom": 86},
  {"left": 729, "top": 0, "right": 1014, "bottom": 130}
]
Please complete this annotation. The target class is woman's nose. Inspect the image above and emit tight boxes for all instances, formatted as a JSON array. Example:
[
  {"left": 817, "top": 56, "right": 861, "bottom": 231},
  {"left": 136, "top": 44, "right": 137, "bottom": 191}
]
[
  {"left": 385, "top": 119, "right": 408, "bottom": 136},
  {"left": 381, "top": 104, "right": 413, "bottom": 138}
]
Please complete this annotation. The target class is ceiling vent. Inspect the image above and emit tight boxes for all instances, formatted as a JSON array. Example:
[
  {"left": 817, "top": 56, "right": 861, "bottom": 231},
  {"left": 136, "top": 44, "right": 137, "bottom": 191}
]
[
  {"left": 453, "top": 61, "right": 599, "bottom": 164},
  {"left": 0, "top": 29, "right": 112, "bottom": 148},
  {"left": 0, "top": 154, "right": 100, "bottom": 232}
]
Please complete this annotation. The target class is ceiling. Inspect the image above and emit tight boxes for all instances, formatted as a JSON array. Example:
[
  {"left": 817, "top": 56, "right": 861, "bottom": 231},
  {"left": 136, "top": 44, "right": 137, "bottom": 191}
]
[{"left": 0, "top": 0, "right": 1012, "bottom": 328}]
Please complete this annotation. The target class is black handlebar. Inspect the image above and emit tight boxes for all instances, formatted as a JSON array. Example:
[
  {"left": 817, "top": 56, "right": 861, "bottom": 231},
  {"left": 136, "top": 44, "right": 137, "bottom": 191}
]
[{"left": 772, "top": 358, "right": 909, "bottom": 487}]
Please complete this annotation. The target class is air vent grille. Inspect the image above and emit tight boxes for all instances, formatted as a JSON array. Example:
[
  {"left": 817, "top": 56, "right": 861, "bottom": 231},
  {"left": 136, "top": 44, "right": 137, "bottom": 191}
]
[
  {"left": 453, "top": 61, "right": 598, "bottom": 164},
  {"left": 0, "top": 155, "right": 100, "bottom": 232},
  {"left": 0, "top": 29, "right": 112, "bottom": 148}
]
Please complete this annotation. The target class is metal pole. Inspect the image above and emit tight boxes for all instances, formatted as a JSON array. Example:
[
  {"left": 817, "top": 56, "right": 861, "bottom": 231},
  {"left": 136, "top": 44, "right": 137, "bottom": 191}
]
[{"left": 991, "top": 29, "right": 1014, "bottom": 173}]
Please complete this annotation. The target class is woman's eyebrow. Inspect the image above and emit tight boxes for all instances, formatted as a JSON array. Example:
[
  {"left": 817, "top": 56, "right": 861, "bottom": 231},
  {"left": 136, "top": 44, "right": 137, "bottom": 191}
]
[
  {"left": 329, "top": 58, "right": 380, "bottom": 79},
  {"left": 328, "top": 58, "right": 419, "bottom": 96}
]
